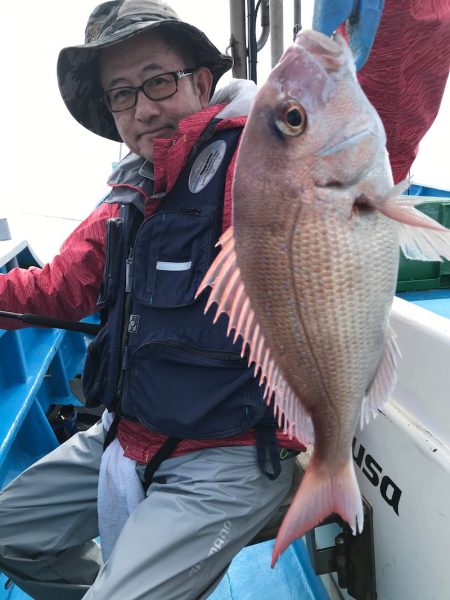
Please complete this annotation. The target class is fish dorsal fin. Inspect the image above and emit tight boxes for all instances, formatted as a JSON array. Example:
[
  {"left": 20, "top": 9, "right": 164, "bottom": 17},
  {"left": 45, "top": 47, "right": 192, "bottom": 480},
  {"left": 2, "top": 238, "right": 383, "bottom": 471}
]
[
  {"left": 360, "top": 326, "right": 400, "bottom": 428},
  {"left": 196, "top": 227, "right": 314, "bottom": 444}
]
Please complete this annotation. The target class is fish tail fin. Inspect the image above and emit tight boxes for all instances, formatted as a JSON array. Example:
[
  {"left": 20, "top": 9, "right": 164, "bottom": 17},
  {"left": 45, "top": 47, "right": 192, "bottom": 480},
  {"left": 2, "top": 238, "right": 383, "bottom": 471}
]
[{"left": 271, "top": 455, "right": 363, "bottom": 567}]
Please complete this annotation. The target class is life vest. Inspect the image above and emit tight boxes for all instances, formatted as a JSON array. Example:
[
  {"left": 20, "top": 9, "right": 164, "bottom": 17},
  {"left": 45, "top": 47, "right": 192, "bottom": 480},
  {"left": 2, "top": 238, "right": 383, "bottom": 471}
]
[{"left": 83, "top": 120, "right": 280, "bottom": 478}]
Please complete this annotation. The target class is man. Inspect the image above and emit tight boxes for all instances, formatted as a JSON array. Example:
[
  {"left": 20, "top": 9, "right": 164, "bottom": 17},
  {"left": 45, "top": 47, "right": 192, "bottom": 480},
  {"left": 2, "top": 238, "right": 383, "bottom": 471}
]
[{"left": 0, "top": 1, "right": 303, "bottom": 598}]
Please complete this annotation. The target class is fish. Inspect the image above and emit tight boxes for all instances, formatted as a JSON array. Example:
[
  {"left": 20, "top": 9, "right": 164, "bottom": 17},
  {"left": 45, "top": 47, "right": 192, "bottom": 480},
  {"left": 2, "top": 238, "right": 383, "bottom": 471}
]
[{"left": 196, "top": 29, "right": 450, "bottom": 566}]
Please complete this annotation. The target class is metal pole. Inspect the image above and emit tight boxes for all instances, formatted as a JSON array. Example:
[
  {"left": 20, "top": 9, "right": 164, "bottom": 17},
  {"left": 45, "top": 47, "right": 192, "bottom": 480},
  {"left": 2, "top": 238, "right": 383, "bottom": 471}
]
[
  {"left": 256, "top": 0, "right": 270, "bottom": 52},
  {"left": 269, "top": 0, "right": 284, "bottom": 67},
  {"left": 229, "top": 0, "right": 248, "bottom": 79},
  {"left": 293, "top": 0, "right": 302, "bottom": 39},
  {"left": 247, "top": 0, "right": 258, "bottom": 83}
]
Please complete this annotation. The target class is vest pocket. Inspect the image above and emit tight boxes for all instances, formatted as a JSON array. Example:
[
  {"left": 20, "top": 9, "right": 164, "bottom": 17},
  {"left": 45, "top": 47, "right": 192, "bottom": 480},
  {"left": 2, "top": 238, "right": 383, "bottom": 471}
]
[
  {"left": 131, "top": 206, "right": 218, "bottom": 308},
  {"left": 123, "top": 333, "right": 266, "bottom": 438}
]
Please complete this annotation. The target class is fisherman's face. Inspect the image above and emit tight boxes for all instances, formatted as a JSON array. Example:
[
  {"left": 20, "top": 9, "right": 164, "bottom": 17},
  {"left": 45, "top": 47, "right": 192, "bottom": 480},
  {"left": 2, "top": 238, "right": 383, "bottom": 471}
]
[{"left": 99, "top": 32, "right": 213, "bottom": 161}]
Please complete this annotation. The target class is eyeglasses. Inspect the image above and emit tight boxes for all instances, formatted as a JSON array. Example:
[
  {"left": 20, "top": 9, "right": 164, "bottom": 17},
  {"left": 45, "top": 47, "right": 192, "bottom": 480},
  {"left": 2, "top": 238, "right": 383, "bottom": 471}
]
[{"left": 103, "top": 68, "right": 196, "bottom": 113}]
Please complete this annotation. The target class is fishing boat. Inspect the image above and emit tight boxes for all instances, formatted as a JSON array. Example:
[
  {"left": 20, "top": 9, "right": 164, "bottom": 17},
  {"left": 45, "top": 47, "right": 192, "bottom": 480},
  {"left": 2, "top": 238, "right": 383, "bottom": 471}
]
[{"left": 1, "top": 1, "right": 449, "bottom": 598}]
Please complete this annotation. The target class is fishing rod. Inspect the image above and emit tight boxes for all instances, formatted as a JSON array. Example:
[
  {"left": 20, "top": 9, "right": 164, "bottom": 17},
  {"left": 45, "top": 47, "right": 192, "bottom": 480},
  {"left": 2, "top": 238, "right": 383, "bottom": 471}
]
[{"left": 0, "top": 310, "right": 102, "bottom": 336}]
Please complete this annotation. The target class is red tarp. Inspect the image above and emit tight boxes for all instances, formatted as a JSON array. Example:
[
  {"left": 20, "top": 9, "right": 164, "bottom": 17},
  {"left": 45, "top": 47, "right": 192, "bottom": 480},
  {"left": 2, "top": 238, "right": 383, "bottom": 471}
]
[{"left": 357, "top": 0, "right": 450, "bottom": 183}]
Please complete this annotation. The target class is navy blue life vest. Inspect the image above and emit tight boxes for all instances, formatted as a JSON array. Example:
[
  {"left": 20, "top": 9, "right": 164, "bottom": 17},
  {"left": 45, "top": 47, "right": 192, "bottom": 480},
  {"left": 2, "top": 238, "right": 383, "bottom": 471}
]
[{"left": 83, "top": 121, "right": 280, "bottom": 477}]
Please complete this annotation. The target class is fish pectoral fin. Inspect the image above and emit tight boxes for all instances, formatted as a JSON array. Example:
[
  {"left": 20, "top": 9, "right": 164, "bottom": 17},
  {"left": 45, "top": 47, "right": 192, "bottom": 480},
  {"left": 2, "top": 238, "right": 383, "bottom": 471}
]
[
  {"left": 196, "top": 226, "right": 314, "bottom": 445},
  {"left": 398, "top": 223, "right": 450, "bottom": 261},
  {"left": 361, "top": 180, "right": 450, "bottom": 261},
  {"left": 272, "top": 455, "right": 364, "bottom": 567},
  {"left": 361, "top": 326, "right": 400, "bottom": 428}
]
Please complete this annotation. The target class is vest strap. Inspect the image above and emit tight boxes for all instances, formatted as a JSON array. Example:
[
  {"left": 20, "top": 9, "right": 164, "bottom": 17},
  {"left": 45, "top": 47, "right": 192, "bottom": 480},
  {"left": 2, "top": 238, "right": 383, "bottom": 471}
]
[
  {"left": 103, "top": 413, "right": 121, "bottom": 451},
  {"left": 186, "top": 117, "right": 222, "bottom": 163},
  {"left": 256, "top": 423, "right": 281, "bottom": 481},
  {"left": 143, "top": 436, "right": 183, "bottom": 492}
]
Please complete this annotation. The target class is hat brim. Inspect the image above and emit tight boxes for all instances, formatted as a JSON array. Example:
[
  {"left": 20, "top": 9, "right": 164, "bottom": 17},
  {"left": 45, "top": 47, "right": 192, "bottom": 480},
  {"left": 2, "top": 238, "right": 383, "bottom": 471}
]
[{"left": 57, "top": 20, "right": 233, "bottom": 142}]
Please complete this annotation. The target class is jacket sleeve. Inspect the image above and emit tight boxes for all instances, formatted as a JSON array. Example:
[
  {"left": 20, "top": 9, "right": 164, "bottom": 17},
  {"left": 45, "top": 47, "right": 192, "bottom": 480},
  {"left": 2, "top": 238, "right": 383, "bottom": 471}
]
[{"left": 0, "top": 201, "right": 119, "bottom": 330}]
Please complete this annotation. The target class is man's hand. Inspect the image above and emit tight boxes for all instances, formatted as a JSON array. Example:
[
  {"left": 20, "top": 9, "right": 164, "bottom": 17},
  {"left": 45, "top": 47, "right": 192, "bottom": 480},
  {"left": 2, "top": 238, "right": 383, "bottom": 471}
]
[{"left": 313, "top": 0, "right": 385, "bottom": 70}]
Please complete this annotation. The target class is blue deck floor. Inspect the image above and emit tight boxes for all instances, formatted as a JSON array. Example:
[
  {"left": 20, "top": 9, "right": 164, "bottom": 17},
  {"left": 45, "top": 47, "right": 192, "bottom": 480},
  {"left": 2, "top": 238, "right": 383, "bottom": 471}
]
[{"left": 210, "top": 539, "right": 329, "bottom": 600}]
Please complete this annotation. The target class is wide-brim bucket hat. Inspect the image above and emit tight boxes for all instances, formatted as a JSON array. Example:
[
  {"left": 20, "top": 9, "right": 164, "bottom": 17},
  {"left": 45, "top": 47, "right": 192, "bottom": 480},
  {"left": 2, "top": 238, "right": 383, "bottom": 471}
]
[{"left": 57, "top": 0, "right": 233, "bottom": 142}]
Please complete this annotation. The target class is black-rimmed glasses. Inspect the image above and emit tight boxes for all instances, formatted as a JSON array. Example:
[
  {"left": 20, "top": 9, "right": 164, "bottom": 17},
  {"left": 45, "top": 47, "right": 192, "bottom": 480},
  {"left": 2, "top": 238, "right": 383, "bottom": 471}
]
[{"left": 104, "top": 68, "right": 196, "bottom": 112}]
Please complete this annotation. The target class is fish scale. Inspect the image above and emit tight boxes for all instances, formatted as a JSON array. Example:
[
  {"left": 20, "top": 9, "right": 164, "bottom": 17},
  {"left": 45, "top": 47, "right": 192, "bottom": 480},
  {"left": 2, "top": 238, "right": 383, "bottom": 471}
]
[{"left": 196, "top": 28, "right": 450, "bottom": 567}]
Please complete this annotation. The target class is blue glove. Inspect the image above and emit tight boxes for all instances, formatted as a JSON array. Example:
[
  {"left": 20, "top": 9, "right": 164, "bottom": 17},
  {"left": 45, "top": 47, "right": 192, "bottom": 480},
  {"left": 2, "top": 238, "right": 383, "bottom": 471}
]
[{"left": 312, "top": 0, "right": 385, "bottom": 70}]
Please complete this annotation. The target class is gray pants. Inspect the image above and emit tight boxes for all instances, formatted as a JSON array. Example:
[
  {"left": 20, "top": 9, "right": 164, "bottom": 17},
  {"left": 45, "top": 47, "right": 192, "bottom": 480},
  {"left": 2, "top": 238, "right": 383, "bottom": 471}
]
[{"left": 0, "top": 422, "right": 294, "bottom": 599}]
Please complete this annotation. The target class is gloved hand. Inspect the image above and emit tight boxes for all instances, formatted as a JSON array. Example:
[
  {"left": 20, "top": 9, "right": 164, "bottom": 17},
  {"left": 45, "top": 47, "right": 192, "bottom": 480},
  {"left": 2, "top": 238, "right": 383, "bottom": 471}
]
[{"left": 312, "top": 0, "right": 385, "bottom": 70}]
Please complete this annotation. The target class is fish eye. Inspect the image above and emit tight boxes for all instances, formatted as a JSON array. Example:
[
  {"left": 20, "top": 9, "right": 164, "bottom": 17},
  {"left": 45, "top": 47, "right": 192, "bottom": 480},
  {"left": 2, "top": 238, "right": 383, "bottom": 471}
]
[{"left": 274, "top": 99, "right": 307, "bottom": 137}]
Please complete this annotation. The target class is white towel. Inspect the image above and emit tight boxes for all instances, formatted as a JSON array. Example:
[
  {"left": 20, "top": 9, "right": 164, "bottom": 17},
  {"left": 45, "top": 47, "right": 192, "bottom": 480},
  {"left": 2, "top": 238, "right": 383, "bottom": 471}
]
[{"left": 97, "top": 412, "right": 145, "bottom": 561}]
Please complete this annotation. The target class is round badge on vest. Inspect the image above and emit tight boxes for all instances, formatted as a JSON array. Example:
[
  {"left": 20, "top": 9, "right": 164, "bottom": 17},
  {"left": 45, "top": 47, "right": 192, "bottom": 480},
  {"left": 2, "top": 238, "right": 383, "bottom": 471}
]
[{"left": 188, "top": 140, "right": 227, "bottom": 193}]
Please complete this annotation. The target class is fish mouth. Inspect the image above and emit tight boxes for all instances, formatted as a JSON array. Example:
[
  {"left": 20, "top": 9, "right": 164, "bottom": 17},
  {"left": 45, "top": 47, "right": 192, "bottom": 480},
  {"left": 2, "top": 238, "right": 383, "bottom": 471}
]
[
  {"left": 315, "top": 128, "right": 376, "bottom": 157},
  {"left": 294, "top": 30, "right": 343, "bottom": 61},
  {"left": 293, "top": 30, "right": 353, "bottom": 75}
]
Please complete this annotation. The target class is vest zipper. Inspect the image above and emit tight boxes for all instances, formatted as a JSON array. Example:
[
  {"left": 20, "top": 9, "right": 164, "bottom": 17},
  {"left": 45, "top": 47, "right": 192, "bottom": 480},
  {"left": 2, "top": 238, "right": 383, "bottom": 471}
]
[
  {"left": 147, "top": 340, "right": 247, "bottom": 364},
  {"left": 114, "top": 207, "right": 143, "bottom": 409},
  {"left": 115, "top": 251, "right": 133, "bottom": 406}
]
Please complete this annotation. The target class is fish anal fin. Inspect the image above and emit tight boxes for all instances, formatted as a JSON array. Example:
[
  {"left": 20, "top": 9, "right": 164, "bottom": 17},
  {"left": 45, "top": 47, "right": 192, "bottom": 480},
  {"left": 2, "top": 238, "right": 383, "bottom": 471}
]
[
  {"left": 361, "top": 326, "right": 400, "bottom": 428},
  {"left": 272, "top": 455, "right": 363, "bottom": 567}
]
